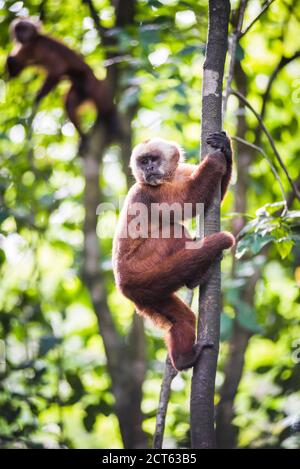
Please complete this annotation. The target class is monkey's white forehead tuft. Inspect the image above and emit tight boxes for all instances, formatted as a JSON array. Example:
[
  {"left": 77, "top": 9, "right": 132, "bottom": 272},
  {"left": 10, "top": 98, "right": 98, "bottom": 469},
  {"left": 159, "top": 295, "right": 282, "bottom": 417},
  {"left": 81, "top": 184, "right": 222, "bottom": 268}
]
[{"left": 130, "top": 138, "right": 184, "bottom": 166}]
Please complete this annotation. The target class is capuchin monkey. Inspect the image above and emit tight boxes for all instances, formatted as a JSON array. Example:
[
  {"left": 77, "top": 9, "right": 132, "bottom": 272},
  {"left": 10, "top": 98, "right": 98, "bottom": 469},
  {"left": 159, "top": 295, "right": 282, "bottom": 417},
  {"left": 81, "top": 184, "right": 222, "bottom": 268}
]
[
  {"left": 113, "top": 131, "right": 235, "bottom": 371},
  {"left": 6, "top": 17, "right": 121, "bottom": 142}
]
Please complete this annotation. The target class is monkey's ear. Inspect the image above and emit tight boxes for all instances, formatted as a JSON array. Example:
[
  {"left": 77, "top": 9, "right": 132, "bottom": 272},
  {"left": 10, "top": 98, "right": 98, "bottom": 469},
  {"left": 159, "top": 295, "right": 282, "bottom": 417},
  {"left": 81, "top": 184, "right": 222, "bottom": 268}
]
[
  {"left": 171, "top": 141, "right": 185, "bottom": 162},
  {"left": 10, "top": 18, "right": 41, "bottom": 43}
]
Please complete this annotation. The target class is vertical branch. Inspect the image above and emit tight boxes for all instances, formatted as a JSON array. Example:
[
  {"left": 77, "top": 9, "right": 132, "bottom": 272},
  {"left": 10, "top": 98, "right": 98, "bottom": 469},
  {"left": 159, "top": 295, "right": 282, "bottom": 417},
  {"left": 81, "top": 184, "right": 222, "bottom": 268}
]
[
  {"left": 190, "top": 0, "right": 230, "bottom": 449},
  {"left": 82, "top": 124, "right": 147, "bottom": 449},
  {"left": 153, "top": 357, "right": 178, "bottom": 449},
  {"left": 153, "top": 289, "right": 193, "bottom": 449},
  {"left": 80, "top": 0, "right": 147, "bottom": 449}
]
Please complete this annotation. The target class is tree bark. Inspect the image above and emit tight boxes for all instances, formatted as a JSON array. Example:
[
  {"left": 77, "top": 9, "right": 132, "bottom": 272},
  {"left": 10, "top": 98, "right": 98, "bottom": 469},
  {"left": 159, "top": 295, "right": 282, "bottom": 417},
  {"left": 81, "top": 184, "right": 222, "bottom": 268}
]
[{"left": 190, "top": 0, "right": 230, "bottom": 449}]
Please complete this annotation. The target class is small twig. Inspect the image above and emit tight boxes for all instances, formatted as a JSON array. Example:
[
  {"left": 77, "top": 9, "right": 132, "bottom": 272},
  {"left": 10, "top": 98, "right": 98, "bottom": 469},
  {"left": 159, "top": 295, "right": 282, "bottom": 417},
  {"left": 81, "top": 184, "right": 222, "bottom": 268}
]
[
  {"left": 239, "top": 0, "right": 277, "bottom": 38},
  {"left": 153, "top": 289, "right": 194, "bottom": 449},
  {"left": 153, "top": 356, "right": 178, "bottom": 449},
  {"left": 230, "top": 88, "right": 300, "bottom": 201},
  {"left": 223, "top": 0, "right": 248, "bottom": 115},
  {"left": 103, "top": 54, "right": 133, "bottom": 67},
  {"left": 231, "top": 135, "right": 287, "bottom": 214},
  {"left": 261, "top": 51, "right": 300, "bottom": 122},
  {"left": 287, "top": 173, "right": 300, "bottom": 209},
  {"left": 82, "top": 0, "right": 107, "bottom": 43}
]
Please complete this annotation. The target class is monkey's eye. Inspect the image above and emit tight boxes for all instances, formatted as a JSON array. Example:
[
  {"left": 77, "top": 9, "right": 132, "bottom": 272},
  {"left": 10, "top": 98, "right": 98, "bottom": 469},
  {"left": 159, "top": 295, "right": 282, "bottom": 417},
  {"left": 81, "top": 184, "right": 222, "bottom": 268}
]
[
  {"left": 140, "top": 157, "right": 148, "bottom": 165},
  {"left": 140, "top": 155, "right": 160, "bottom": 166}
]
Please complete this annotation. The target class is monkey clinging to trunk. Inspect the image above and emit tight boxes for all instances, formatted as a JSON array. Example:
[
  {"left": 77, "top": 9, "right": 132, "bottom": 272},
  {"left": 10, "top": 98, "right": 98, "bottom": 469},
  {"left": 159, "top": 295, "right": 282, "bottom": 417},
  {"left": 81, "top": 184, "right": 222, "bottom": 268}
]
[
  {"left": 113, "top": 132, "right": 235, "bottom": 371},
  {"left": 6, "top": 17, "right": 121, "bottom": 142}
]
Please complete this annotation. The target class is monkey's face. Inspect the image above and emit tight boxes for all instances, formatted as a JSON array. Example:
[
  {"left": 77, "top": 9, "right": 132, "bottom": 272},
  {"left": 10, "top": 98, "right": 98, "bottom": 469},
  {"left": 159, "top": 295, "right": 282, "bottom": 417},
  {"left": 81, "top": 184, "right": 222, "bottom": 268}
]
[
  {"left": 130, "top": 138, "right": 183, "bottom": 186},
  {"left": 138, "top": 153, "right": 164, "bottom": 185}
]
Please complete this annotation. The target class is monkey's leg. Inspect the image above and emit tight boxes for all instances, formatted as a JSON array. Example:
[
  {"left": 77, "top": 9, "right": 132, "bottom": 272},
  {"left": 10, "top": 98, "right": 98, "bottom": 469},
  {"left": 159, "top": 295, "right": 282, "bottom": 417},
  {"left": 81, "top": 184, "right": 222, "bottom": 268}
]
[
  {"left": 132, "top": 231, "right": 234, "bottom": 301},
  {"left": 161, "top": 296, "right": 214, "bottom": 371},
  {"left": 138, "top": 295, "right": 212, "bottom": 371},
  {"left": 65, "top": 85, "right": 85, "bottom": 137}
]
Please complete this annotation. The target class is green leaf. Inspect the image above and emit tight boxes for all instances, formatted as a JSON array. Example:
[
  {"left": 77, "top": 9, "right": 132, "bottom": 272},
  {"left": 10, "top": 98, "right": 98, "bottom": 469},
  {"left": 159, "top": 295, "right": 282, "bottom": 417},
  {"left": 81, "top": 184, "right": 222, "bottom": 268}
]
[
  {"left": 264, "top": 202, "right": 286, "bottom": 215},
  {"left": 236, "top": 233, "right": 273, "bottom": 258},
  {"left": 252, "top": 233, "right": 274, "bottom": 254},
  {"left": 276, "top": 239, "right": 294, "bottom": 259}
]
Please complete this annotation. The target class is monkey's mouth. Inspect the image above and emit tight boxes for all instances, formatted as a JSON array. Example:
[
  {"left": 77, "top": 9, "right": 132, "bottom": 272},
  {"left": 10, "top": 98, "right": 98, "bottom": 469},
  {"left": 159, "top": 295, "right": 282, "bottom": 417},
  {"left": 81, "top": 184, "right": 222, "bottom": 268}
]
[{"left": 145, "top": 174, "right": 163, "bottom": 186}]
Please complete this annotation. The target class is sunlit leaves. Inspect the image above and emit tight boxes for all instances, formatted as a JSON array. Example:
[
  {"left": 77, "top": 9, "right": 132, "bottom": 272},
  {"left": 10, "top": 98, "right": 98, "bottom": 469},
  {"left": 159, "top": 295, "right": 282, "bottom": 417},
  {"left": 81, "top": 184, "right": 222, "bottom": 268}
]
[{"left": 236, "top": 203, "right": 300, "bottom": 260}]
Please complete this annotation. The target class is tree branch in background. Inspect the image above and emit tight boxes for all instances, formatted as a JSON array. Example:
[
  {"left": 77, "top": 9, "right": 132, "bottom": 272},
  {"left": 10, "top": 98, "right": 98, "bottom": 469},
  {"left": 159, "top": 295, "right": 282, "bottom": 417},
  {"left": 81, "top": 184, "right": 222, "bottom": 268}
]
[
  {"left": 217, "top": 61, "right": 252, "bottom": 448},
  {"left": 82, "top": 0, "right": 107, "bottom": 42},
  {"left": 239, "top": 0, "right": 276, "bottom": 38},
  {"left": 287, "top": 173, "right": 300, "bottom": 208},
  {"left": 83, "top": 0, "right": 137, "bottom": 182},
  {"left": 82, "top": 124, "right": 147, "bottom": 449},
  {"left": 260, "top": 51, "right": 300, "bottom": 122},
  {"left": 230, "top": 88, "right": 300, "bottom": 202},
  {"left": 80, "top": 0, "right": 147, "bottom": 448},
  {"left": 217, "top": 37, "right": 300, "bottom": 448},
  {"left": 232, "top": 135, "right": 287, "bottom": 208},
  {"left": 190, "top": 0, "right": 230, "bottom": 449},
  {"left": 223, "top": 0, "right": 247, "bottom": 115}
]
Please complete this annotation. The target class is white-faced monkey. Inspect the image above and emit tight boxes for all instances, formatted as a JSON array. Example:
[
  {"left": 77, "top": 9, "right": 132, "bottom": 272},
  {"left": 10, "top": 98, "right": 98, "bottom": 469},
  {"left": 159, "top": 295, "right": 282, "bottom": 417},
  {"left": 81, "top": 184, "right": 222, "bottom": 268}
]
[{"left": 113, "top": 131, "right": 235, "bottom": 371}]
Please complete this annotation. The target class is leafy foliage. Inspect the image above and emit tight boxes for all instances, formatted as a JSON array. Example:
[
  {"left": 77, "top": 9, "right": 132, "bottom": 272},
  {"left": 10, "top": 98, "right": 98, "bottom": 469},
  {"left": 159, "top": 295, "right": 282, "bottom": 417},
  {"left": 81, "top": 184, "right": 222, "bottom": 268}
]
[{"left": 0, "top": 0, "right": 300, "bottom": 449}]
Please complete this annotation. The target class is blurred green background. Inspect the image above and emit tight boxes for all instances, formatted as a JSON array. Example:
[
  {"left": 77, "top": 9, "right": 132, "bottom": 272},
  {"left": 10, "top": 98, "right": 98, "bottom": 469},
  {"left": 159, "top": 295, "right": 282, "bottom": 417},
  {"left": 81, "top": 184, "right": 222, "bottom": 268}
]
[{"left": 0, "top": 0, "right": 300, "bottom": 449}]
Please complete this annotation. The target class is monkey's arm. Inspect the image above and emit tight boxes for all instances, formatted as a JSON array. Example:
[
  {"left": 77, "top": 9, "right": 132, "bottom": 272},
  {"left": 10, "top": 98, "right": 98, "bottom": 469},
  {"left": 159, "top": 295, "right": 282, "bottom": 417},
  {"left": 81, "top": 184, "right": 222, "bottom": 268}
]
[
  {"left": 186, "top": 151, "right": 228, "bottom": 207},
  {"left": 176, "top": 131, "right": 232, "bottom": 210},
  {"left": 170, "top": 132, "right": 232, "bottom": 211},
  {"left": 175, "top": 163, "right": 197, "bottom": 180},
  {"left": 188, "top": 153, "right": 232, "bottom": 204},
  {"left": 35, "top": 75, "right": 60, "bottom": 102}
]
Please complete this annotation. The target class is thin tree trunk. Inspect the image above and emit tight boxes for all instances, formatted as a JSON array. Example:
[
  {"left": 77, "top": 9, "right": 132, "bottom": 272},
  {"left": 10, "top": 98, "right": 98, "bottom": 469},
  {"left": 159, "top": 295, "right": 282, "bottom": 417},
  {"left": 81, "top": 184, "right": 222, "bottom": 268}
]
[
  {"left": 82, "top": 123, "right": 147, "bottom": 448},
  {"left": 190, "top": 0, "right": 230, "bottom": 449},
  {"left": 81, "top": 0, "right": 147, "bottom": 449}
]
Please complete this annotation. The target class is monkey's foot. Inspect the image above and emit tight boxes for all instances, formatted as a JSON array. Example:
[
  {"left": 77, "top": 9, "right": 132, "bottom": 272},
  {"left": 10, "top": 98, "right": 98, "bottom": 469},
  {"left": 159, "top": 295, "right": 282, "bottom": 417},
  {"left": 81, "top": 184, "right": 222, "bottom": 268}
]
[{"left": 172, "top": 340, "right": 213, "bottom": 371}]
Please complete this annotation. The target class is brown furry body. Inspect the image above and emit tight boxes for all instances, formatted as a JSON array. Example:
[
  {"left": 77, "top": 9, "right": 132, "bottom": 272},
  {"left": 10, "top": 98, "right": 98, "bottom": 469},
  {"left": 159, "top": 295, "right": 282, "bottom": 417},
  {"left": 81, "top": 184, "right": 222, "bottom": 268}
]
[{"left": 113, "top": 133, "right": 235, "bottom": 370}]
